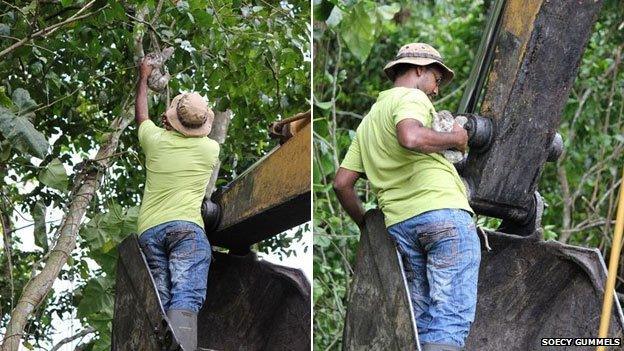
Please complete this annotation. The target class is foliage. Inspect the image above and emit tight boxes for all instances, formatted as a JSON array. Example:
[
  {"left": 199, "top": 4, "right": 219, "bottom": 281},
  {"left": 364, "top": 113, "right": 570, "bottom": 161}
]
[
  {"left": 313, "top": 0, "right": 624, "bottom": 349},
  {"left": 0, "top": 88, "right": 49, "bottom": 159},
  {"left": 0, "top": 0, "right": 310, "bottom": 349}
]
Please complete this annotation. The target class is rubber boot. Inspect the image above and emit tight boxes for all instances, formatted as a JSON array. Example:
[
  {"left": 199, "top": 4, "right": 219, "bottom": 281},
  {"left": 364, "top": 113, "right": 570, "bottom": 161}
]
[
  {"left": 167, "top": 309, "right": 197, "bottom": 351},
  {"left": 421, "top": 343, "right": 462, "bottom": 351}
]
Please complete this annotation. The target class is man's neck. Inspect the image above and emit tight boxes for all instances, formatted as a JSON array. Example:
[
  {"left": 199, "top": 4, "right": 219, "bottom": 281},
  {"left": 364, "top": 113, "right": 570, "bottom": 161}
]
[{"left": 393, "top": 76, "right": 418, "bottom": 90}]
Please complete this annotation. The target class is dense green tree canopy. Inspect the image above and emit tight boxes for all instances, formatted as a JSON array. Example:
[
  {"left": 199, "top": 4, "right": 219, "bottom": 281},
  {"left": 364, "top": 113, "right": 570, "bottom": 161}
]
[
  {"left": 313, "top": 0, "right": 623, "bottom": 349},
  {"left": 0, "top": 0, "right": 310, "bottom": 349}
]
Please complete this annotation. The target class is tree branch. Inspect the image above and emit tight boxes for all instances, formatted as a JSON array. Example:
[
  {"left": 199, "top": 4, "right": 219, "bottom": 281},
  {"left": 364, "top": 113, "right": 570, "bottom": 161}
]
[
  {"left": 0, "top": 203, "right": 15, "bottom": 312},
  {"left": 50, "top": 327, "right": 95, "bottom": 351},
  {"left": 557, "top": 165, "right": 573, "bottom": 243},
  {"left": 205, "top": 110, "right": 232, "bottom": 198},
  {"left": 151, "top": 0, "right": 166, "bottom": 25},
  {"left": 0, "top": 1, "right": 107, "bottom": 59}
]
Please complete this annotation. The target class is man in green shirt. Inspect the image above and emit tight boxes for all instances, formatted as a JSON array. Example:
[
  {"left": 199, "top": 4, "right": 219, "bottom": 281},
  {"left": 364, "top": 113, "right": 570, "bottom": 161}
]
[
  {"left": 135, "top": 58, "right": 219, "bottom": 351},
  {"left": 334, "top": 43, "right": 481, "bottom": 351}
]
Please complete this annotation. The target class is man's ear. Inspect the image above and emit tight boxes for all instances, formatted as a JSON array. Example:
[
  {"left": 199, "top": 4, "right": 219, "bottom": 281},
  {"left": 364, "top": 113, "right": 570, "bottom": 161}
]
[{"left": 414, "top": 66, "right": 424, "bottom": 77}]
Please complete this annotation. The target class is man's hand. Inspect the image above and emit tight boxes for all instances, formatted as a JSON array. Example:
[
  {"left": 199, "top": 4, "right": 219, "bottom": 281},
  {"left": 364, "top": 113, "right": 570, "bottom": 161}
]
[
  {"left": 451, "top": 122, "right": 468, "bottom": 153},
  {"left": 139, "top": 57, "right": 154, "bottom": 80}
]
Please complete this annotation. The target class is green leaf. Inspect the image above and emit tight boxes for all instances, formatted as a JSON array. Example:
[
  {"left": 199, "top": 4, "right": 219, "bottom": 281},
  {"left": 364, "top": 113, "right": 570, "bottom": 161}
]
[
  {"left": 326, "top": 6, "right": 343, "bottom": 28},
  {"left": 82, "top": 215, "right": 118, "bottom": 251},
  {"left": 376, "top": 3, "right": 401, "bottom": 21},
  {"left": 0, "top": 86, "right": 11, "bottom": 107},
  {"left": 38, "top": 158, "right": 68, "bottom": 191},
  {"left": 315, "top": 101, "right": 333, "bottom": 110},
  {"left": 339, "top": 1, "right": 378, "bottom": 63},
  {"left": 0, "top": 23, "right": 9, "bottom": 36},
  {"left": 0, "top": 107, "right": 49, "bottom": 158},
  {"left": 32, "top": 200, "right": 48, "bottom": 251},
  {"left": 119, "top": 206, "right": 139, "bottom": 236},
  {"left": 77, "top": 277, "right": 114, "bottom": 319},
  {"left": 91, "top": 333, "right": 111, "bottom": 351},
  {"left": 313, "top": 281, "right": 324, "bottom": 304},
  {"left": 0, "top": 144, "right": 9, "bottom": 162},
  {"left": 313, "top": 234, "right": 331, "bottom": 248},
  {"left": 12, "top": 88, "right": 37, "bottom": 114},
  {"left": 89, "top": 248, "right": 118, "bottom": 273}
]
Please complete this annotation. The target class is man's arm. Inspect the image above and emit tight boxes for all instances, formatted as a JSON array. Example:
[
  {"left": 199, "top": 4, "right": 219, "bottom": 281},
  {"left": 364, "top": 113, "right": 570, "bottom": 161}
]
[
  {"left": 396, "top": 118, "right": 468, "bottom": 154},
  {"left": 333, "top": 167, "right": 366, "bottom": 229},
  {"left": 135, "top": 59, "right": 153, "bottom": 125}
]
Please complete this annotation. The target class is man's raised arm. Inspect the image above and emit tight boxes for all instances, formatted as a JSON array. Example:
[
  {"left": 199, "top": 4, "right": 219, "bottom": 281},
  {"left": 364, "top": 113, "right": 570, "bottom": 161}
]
[{"left": 135, "top": 59, "right": 153, "bottom": 125}]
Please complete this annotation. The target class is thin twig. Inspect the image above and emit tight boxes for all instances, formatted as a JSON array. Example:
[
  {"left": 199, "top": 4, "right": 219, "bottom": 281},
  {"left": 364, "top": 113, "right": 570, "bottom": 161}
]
[
  {"left": 0, "top": 35, "right": 57, "bottom": 55},
  {"left": 330, "top": 36, "right": 341, "bottom": 171},
  {"left": 335, "top": 110, "right": 363, "bottom": 120},
  {"left": 4, "top": 219, "right": 62, "bottom": 236},
  {"left": 125, "top": 12, "right": 164, "bottom": 44},
  {"left": 151, "top": 0, "right": 166, "bottom": 25},
  {"left": 33, "top": 65, "right": 136, "bottom": 113},
  {"left": 0, "top": 207, "right": 15, "bottom": 312},
  {"left": 50, "top": 327, "right": 95, "bottom": 351},
  {"left": 1, "top": 1, "right": 31, "bottom": 26},
  {"left": 0, "top": 1, "right": 107, "bottom": 59},
  {"left": 433, "top": 80, "right": 467, "bottom": 106}
]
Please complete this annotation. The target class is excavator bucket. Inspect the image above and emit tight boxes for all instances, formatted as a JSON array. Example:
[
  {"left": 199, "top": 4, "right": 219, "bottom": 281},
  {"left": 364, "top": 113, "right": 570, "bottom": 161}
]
[
  {"left": 112, "top": 235, "right": 311, "bottom": 350},
  {"left": 467, "top": 229, "right": 624, "bottom": 350},
  {"left": 343, "top": 210, "right": 419, "bottom": 351},
  {"left": 112, "top": 235, "right": 180, "bottom": 350},
  {"left": 343, "top": 211, "right": 624, "bottom": 351}
]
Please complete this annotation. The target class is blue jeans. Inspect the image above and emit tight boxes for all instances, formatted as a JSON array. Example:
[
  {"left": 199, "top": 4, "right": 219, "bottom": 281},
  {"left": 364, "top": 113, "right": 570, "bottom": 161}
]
[
  {"left": 387, "top": 209, "right": 481, "bottom": 348},
  {"left": 138, "top": 220, "right": 211, "bottom": 313}
]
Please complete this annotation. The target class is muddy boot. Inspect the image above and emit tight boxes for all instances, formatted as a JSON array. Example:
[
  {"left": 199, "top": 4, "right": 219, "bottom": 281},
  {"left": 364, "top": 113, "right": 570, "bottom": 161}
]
[
  {"left": 167, "top": 309, "right": 197, "bottom": 351},
  {"left": 421, "top": 343, "right": 462, "bottom": 351}
]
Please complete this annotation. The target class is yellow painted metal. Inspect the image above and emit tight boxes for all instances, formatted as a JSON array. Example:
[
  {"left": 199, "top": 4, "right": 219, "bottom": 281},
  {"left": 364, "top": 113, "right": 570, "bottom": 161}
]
[
  {"left": 597, "top": 166, "right": 624, "bottom": 351},
  {"left": 218, "top": 122, "right": 310, "bottom": 228},
  {"left": 480, "top": 0, "right": 542, "bottom": 117},
  {"left": 209, "top": 122, "right": 310, "bottom": 250}
]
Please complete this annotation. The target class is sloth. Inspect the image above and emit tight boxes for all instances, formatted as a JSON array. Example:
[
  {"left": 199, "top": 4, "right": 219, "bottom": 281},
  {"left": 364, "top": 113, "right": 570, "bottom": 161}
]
[
  {"left": 432, "top": 110, "right": 467, "bottom": 163},
  {"left": 143, "top": 47, "right": 174, "bottom": 93}
]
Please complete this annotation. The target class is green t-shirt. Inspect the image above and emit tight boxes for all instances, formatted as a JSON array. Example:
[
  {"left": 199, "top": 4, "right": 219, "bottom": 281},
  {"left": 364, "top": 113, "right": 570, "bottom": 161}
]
[
  {"left": 137, "top": 120, "right": 220, "bottom": 234},
  {"left": 340, "top": 87, "right": 472, "bottom": 227}
]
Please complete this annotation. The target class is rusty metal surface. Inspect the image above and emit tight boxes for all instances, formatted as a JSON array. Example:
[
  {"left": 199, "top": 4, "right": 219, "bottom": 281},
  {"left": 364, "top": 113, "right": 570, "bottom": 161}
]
[
  {"left": 268, "top": 110, "right": 311, "bottom": 144},
  {"left": 343, "top": 210, "right": 419, "bottom": 351},
  {"left": 198, "top": 251, "right": 311, "bottom": 351},
  {"left": 466, "top": 230, "right": 624, "bottom": 350},
  {"left": 344, "top": 212, "right": 624, "bottom": 351},
  {"left": 112, "top": 235, "right": 181, "bottom": 351},
  {"left": 113, "top": 235, "right": 311, "bottom": 350},
  {"left": 208, "top": 123, "right": 311, "bottom": 251},
  {"left": 460, "top": 0, "right": 603, "bottom": 225}
]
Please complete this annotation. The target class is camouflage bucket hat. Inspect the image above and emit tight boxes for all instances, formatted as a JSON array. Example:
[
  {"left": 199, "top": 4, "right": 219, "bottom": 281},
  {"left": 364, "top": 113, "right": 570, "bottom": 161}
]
[
  {"left": 383, "top": 43, "right": 454, "bottom": 86},
  {"left": 166, "top": 92, "right": 214, "bottom": 137}
]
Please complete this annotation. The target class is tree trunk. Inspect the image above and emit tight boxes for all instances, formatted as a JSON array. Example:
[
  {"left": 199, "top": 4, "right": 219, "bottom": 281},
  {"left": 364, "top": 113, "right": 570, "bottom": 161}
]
[
  {"left": 205, "top": 109, "right": 231, "bottom": 197},
  {"left": 0, "top": 5, "right": 149, "bottom": 348}
]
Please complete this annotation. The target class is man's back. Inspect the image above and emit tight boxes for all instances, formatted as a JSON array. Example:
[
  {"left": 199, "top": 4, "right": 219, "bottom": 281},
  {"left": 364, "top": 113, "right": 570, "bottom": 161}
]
[
  {"left": 137, "top": 120, "right": 219, "bottom": 234},
  {"left": 340, "top": 86, "right": 470, "bottom": 227}
]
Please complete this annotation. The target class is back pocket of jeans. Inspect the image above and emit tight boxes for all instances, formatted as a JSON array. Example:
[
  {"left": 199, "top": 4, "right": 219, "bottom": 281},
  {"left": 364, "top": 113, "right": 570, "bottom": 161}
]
[
  {"left": 417, "top": 224, "right": 459, "bottom": 269},
  {"left": 166, "top": 227, "right": 197, "bottom": 259}
]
